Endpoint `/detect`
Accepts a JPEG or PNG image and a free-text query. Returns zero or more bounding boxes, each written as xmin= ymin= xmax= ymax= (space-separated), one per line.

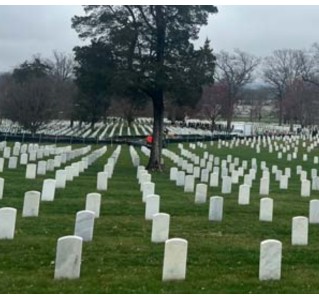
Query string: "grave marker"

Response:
xmin=22 ymin=191 xmax=40 ymax=217
xmin=162 ymin=238 xmax=188 ymax=281
xmin=0 ymin=207 xmax=17 ymax=239
xmin=151 ymin=213 xmax=170 ymax=243
xmin=74 ymin=210 xmax=95 ymax=242
xmin=259 ymin=239 xmax=282 ymax=281
xmin=54 ymin=236 xmax=83 ymax=279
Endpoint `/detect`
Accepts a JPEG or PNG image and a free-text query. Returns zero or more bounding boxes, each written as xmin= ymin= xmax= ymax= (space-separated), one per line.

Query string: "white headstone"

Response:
xmin=74 ymin=210 xmax=95 ymax=242
xmin=195 ymin=183 xmax=207 ymax=204
xmin=145 ymin=194 xmax=160 ymax=220
xmin=97 ymin=172 xmax=108 ymax=191
xmin=37 ymin=161 xmax=47 ymax=176
xmin=208 ymin=196 xmax=223 ymax=221
xmin=46 ymin=159 xmax=55 ymax=171
xmin=244 ymin=174 xmax=253 ymax=187
xmin=151 ymin=213 xmax=170 ymax=243
xmin=309 ymin=199 xmax=319 ymax=224
xmin=291 ymin=216 xmax=308 ymax=245
xmin=170 ymin=167 xmax=178 ymax=181
xmin=29 ymin=151 xmax=37 ymax=162
xmin=162 ymin=238 xmax=188 ymax=281
xmin=285 ymin=167 xmax=291 ymax=178
xmin=184 ymin=175 xmax=195 ymax=193
xmin=259 ymin=239 xmax=282 ymax=281
xmin=221 ymin=176 xmax=232 ymax=194
xmin=259 ymin=197 xmax=273 ymax=222
xmin=8 ymin=157 xmax=18 ymax=169
xmin=0 ymin=158 xmax=4 ymax=173
xmin=301 ymin=179 xmax=311 ymax=197
xmin=312 ymin=177 xmax=319 ymax=191
xmin=85 ymin=193 xmax=101 ymax=218
xmin=65 ymin=166 xmax=74 ymax=181
xmin=20 ymin=153 xmax=28 ymax=165
xmin=41 ymin=179 xmax=56 ymax=201
xmin=54 ymin=235 xmax=83 ymax=279
xmin=3 ymin=147 xmax=11 ymax=158
xmin=238 ymin=184 xmax=250 ymax=205
xmin=209 ymin=172 xmax=219 ymax=187
xmin=193 ymin=166 xmax=200 ymax=179
xmin=279 ymin=175 xmax=288 ymax=189
xmin=71 ymin=162 xmax=80 ymax=177
xmin=137 ymin=165 xmax=145 ymax=179
xmin=176 ymin=171 xmax=185 ymax=187
xmin=142 ymin=182 xmax=155 ymax=202
xmin=231 ymin=170 xmax=239 ymax=184
xmin=249 ymin=169 xmax=256 ymax=180
xmin=54 ymin=156 xmax=62 ymax=168
xmin=25 ymin=163 xmax=37 ymax=179
xmin=259 ymin=177 xmax=269 ymax=196
xmin=311 ymin=169 xmax=317 ymax=179
xmin=296 ymin=165 xmax=302 ymax=175
xmin=139 ymin=173 xmax=151 ymax=188
xmin=55 ymin=169 xmax=67 ymax=189
xmin=275 ymin=170 xmax=282 ymax=181
xmin=300 ymin=171 xmax=307 ymax=181
xmin=0 ymin=207 xmax=16 ymax=239
xmin=0 ymin=177 xmax=4 ymax=199
xmin=200 ymin=169 xmax=209 ymax=183
xmin=22 ymin=191 xmax=41 ymax=217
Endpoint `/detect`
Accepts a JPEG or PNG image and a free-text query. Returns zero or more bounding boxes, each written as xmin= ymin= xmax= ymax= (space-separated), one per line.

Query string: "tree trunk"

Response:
xmin=90 ymin=119 xmax=95 ymax=131
xmin=146 ymin=5 xmax=166 ymax=172
xmin=278 ymin=98 xmax=283 ymax=126
xmin=226 ymin=108 xmax=233 ymax=132
xmin=147 ymin=92 xmax=164 ymax=171
xmin=226 ymin=96 xmax=233 ymax=131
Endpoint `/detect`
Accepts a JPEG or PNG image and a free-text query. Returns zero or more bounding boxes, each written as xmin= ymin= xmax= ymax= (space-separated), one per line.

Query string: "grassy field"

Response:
xmin=0 ymin=140 xmax=318 ymax=293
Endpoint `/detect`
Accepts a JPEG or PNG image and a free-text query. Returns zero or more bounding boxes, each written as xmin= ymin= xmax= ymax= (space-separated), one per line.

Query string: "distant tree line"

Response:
xmin=1 ymin=5 xmax=319 ymax=171
xmin=1 ymin=44 xmax=319 ymax=136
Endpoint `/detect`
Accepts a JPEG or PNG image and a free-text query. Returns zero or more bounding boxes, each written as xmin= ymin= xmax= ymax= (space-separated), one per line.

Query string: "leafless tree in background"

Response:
xmin=47 ymin=51 xmax=77 ymax=124
xmin=300 ymin=43 xmax=319 ymax=88
xmin=196 ymin=82 xmax=227 ymax=129
xmin=263 ymin=49 xmax=306 ymax=125
xmin=48 ymin=50 xmax=74 ymax=81
xmin=241 ymin=86 xmax=271 ymax=122
xmin=0 ymin=76 xmax=56 ymax=134
xmin=216 ymin=49 xmax=260 ymax=130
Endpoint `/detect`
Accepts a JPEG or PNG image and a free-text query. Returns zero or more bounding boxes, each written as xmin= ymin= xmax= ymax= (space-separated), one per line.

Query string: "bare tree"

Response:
xmin=196 ymin=82 xmax=227 ymax=129
xmin=241 ymin=86 xmax=271 ymax=122
xmin=283 ymin=79 xmax=319 ymax=128
xmin=0 ymin=76 xmax=55 ymax=134
xmin=301 ymin=43 xmax=319 ymax=87
xmin=0 ymin=58 xmax=57 ymax=134
xmin=48 ymin=50 xmax=74 ymax=81
xmin=47 ymin=51 xmax=77 ymax=124
xmin=108 ymin=97 xmax=148 ymax=126
xmin=263 ymin=49 xmax=306 ymax=125
xmin=216 ymin=49 xmax=260 ymax=130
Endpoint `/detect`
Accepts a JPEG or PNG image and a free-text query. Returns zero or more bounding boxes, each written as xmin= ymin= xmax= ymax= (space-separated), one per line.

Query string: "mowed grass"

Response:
xmin=0 ymin=141 xmax=318 ymax=293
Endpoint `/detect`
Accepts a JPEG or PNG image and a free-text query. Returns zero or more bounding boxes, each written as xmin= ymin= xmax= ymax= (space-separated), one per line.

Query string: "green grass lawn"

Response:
xmin=0 ymin=141 xmax=318 ymax=293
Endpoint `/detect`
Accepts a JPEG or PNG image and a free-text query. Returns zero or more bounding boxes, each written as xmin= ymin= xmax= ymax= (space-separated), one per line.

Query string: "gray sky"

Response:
xmin=1 ymin=5 xmax=319 ymax=73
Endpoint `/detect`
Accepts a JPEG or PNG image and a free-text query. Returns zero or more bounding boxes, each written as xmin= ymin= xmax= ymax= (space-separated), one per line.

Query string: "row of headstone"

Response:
xmin=174 ymin=142 xmax=319 ymax=198
xmin=97 ymin=146 xmax=121 ymax=191
xmin=131 ymin=158 xmax=189 ymax=282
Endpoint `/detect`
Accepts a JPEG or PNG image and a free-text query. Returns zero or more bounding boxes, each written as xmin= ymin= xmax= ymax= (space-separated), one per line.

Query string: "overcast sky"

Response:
xmin=1 ymin=5 xmax=319 ymax=73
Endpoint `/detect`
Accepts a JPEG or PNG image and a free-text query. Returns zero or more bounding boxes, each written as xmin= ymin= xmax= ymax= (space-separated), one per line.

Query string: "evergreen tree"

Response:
xmin=72 ymin=5 xmax=218 ymax=170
